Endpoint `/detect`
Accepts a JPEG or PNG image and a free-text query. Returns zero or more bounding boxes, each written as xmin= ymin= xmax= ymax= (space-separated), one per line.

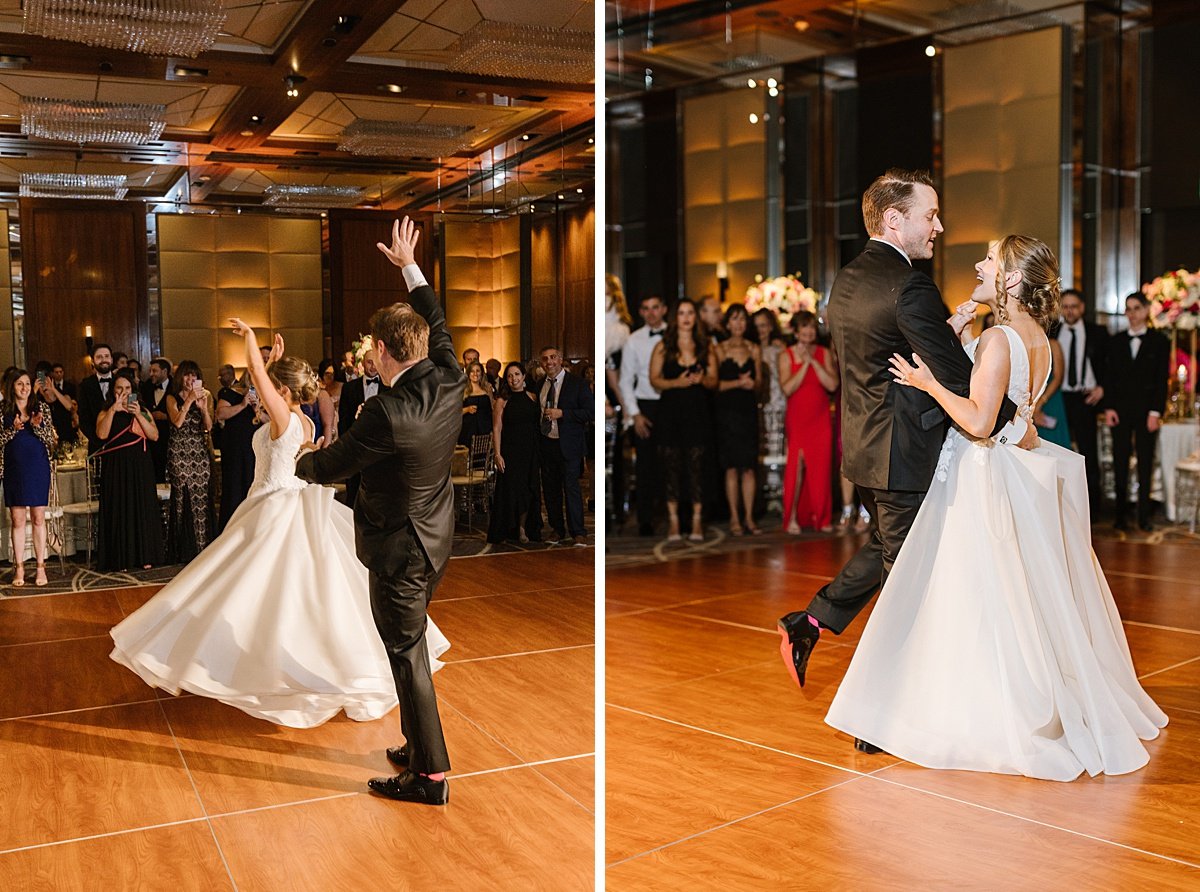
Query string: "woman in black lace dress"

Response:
xmin=715 ymin=304 xmax=763 ymax=535
xmin=487 ymin=362 xmax=542 ymax=544
xmin=165 ymin=359 xmax=214 ymax=562
xmin=650 ymin=298 xmax=717 ymax=542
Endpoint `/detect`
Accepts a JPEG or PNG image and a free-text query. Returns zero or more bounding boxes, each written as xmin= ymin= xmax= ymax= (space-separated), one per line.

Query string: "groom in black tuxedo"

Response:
xmin=77 ymin=343 xmax=115 ymax=454
xmin=296 ymin=217 xmax=462 ymax=805
xmin=777 ymin=170 xmax=1031 ymax=745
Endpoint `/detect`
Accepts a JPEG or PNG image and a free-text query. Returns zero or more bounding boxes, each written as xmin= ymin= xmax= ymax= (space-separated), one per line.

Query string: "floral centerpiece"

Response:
xmin=350 ymin=333 xmax=374 ymax=376
xmin=1143 ymin=268 xmax=1200 ymax=418
xmin=743 ymin=273 xmax=820 ymax=326
xmin=1144 ymin=268 xmax=1200 ymax=330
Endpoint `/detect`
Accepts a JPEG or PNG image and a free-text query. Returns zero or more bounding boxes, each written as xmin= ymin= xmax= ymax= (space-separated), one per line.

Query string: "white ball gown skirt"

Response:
xmin=825 ymin=431 xmax=1168 ymax=781
xmin=110 ymin=481 xmax=451 ymax=729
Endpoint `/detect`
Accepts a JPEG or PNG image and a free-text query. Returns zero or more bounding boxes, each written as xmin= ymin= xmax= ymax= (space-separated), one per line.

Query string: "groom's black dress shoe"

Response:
xmin=854 ymin=738 xmax=886 ymax=755
xmin=367 ymin=771 xmax=448 ymax=805
xmin=777 ymin=611 xmax=821 ymax=689
xmin=385 ymin=745 xmax=410 ymax=769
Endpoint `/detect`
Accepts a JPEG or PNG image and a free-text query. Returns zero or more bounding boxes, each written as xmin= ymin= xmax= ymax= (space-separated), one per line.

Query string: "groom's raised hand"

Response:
xmin=377 ymin=217 xmax=419 ymax=268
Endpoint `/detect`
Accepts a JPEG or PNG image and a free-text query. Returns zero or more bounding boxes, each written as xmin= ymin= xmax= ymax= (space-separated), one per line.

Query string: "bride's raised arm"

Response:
xmin=230 ymin=319 xmax=291 ymax=439
xmin=890 ymin=326 xmax=1011 ymax=439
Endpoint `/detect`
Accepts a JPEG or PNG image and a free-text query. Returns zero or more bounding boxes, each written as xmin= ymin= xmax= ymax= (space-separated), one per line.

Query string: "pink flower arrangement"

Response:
xmin=1144 ymin=268 xmax=1200 ymax=330
xmin=743 ymin=273 xmax=819 ymax=325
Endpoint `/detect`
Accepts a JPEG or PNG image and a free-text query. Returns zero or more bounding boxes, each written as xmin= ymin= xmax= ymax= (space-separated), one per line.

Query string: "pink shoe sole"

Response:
xmin=778 ymin=626 xmax=802 ymax=689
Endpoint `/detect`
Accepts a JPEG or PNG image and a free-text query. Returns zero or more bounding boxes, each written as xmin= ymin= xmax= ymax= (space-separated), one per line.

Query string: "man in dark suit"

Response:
xmin=296 ymin=217 xmax=461 ymax=806
xmin=77 ymin=343 xmax=115 ymax=454
xmin=139 ymin=357 xmax=173 ymax=483
xmin=46 ymin=362 xmax=77 ymax=445
xmin=1104 ymin=292 xmax=1170 ymax=531
xmin=336 ymin=347 xmax=386 ymax=506
xmin=537 ymin=346 xmax=591 ymax=545
xmin=776 ymin=170 xmax=1031 ymax=735
xmin=1056 ymin=288 xmax=1109 ymax=517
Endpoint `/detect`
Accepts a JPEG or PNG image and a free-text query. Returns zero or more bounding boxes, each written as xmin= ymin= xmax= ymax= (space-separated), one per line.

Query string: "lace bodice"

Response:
xmin=935 ymin=325 xmax=1051 ymax=482
xmin=250 ymin=412 xmax=309 ymax=495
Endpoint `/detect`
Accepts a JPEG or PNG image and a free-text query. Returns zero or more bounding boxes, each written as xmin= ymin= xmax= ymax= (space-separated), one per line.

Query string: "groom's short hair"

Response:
xmin=862 ymin=168 xmax=934 ymax=236
xmin=371 ymin=303 xmax=429 ymax=363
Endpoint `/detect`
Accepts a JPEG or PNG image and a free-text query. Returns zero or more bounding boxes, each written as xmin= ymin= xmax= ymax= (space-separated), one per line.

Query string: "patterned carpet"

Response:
xmin=1 ymin=511 xmax=596 ymax=596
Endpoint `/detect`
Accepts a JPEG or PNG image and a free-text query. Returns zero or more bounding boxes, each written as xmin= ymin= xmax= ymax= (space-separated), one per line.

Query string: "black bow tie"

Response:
xmin=99 ymin=375 xmax=111 ymax=382
xmin=648 ymin=329 xmax=664 ymax=338
xmin=365 ymin=377 xmax=380 ymax=385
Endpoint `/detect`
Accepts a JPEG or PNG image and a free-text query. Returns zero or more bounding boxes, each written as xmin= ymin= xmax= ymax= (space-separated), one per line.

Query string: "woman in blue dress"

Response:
xmin=1 ymin=369 xmax=57 ymax=586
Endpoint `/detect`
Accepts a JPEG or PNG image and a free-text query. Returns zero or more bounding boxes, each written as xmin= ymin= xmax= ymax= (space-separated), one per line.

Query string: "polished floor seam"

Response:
xmin=451 ymin=546 xmax=594 ymax=560
xmin=1137 ymin=653 xmax=1200 ymax=681
xmin=444 ymin=643 xmax=594 ymax=664
xmin=607 ymin=776 xmax=867 ymax=869
xmin=612 ymin=658 xmax=780 ymax=697
xmin=864 ymin=772 xmax=1200 ymax=871
xmin=435 ymin=583 xmax=593 ymax=604
xmin=607 ymin=703 xmax=884 ymax=780
xmin=0 ymin=633 xmax=113 ymax=649
xmin=154 ymin=698 xmax=240 ymax=892
xmin=1124 ymin=619 xmax=1200 ymax=636
xmin=0 ymin=696 xmax=162 ymax=724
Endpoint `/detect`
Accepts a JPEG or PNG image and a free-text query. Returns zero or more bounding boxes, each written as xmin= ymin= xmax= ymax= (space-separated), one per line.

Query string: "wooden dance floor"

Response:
xmin=606 ymin=532 xmax=1200 ymax=888
xmin=0 ymin=549 xmax=594 ymax=891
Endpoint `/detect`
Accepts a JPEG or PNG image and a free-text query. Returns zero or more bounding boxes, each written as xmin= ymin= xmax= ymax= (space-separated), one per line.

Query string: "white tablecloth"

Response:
xmin=0 ymin=463 xmax=86 ymax=562
xmin=1159 ymin=421 xmax=1198 ymax=521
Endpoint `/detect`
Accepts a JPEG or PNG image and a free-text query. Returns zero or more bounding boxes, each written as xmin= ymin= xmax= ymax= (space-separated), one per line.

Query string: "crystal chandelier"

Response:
xmin=338 ymin=121 xmax=474 ymax=158
xmin=262 ymin=185 xmax=364 ymax=208
xmin=23 ymin=0 xmax=226 ymax=58
xmin=19 ymin=173 xmax=130 ymax=200
xmin=21 ymin=96 xmax=167 ymax=145
xmin=447 ymin=21 xmax=593 ymax=83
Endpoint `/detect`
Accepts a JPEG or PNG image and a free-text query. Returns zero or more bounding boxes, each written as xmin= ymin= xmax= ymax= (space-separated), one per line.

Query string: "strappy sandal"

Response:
xmin=35 ymin=563 xmax=48 ymax=587
xmin=12 ymin=563 xmax=25 ymax=587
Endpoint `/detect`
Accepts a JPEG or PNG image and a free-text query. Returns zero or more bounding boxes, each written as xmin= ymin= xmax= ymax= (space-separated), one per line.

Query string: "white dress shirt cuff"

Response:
xmin=995 ymin=416 xmax=1028 ymax=447
xmin=401 ymin=264 xmax=428 ymax=292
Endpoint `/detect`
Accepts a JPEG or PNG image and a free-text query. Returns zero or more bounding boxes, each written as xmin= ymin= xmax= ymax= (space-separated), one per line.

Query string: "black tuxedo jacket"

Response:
xmin=540 ymin=370 xmax=591 ymax=461
xmin=337 ymin=375 xmax=388 ymax=438
xmin=77 ymin=374 xmax=112 ymax=452
xmin=830 ymin=240 xmax=1018 ymax=492
xmin=296 ymin=284 xmax=464 ymax=576
xmin=1060 ymin=320 xmax=1110 ymax=392
xmin=1102 ymin=329 xmax=1170 ymax=421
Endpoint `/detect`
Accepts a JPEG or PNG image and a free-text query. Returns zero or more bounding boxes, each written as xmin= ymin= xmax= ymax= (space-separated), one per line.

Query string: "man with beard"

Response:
xmin=78 ymin=344 xmax=116 ymax=454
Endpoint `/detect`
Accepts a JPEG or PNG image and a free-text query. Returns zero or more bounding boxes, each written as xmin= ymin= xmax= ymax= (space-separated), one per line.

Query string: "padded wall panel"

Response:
xmin=443 ymin=218 xmax=522 ymax=365
xmin=684 ymin=89 xmax=767 ymax=305
xmin=159 ymin=214 xmax=322 ymax=376
xmin=942 ymin=28 xmax=1065 ymax=309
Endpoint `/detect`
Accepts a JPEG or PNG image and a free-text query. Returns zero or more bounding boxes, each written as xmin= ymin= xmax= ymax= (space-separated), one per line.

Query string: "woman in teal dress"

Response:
xmin=1035 ymin=322 xmax=1072 ymax=447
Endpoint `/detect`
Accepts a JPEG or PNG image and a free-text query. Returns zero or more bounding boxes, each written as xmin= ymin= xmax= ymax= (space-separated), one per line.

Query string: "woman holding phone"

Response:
xmin=96 ymin=370 xmax=163 ymax=571
xmin=165 ymin=359 xmax=214 ymax=562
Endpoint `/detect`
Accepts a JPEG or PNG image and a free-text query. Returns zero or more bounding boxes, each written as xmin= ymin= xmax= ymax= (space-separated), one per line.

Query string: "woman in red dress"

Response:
xmin=779 ymin=311 xmax=838 ymax=533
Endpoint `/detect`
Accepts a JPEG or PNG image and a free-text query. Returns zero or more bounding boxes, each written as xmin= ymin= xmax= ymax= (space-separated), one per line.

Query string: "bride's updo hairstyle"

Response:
xmin=266 ymin=356 xmax=320 ymax=405
xmin=993 ymin=234 xmax=1061 ymax=332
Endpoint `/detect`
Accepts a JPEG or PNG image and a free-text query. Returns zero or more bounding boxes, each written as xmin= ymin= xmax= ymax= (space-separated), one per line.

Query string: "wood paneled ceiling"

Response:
xmin=0 ymin=0 xmax=595 ymax=214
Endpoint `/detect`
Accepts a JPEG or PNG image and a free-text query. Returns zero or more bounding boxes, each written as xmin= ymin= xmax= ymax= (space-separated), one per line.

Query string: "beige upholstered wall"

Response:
xmin=0 ymin=210 xmax=12 ymax=371
xmin=683 ymin=89 xmax=767 ymax=306
xmin=158 ymin=215 xmax=323 ymax=378
xmin=941 ymin=28 xmax=1065 ymax=309
xmin=443 ymin=218 xmax=521 ymax=365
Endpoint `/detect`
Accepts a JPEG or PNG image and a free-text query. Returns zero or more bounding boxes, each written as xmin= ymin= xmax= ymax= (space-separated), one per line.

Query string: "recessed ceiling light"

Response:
xmin=249 ymin=115 xmax=262 ymax=124
xmin=747 ymin=78 xmax=757 ymax=89
xmin=240 ymin=129 xmax=254 ymax=136
xmin=522 ymin=133 xmax=533 ymax=141
xmin=557 ymin=193 xmax=564 ymax=199
xmin=576 ymin=188 xmax=583 ymax=193
xmin=377 ymin=83 xmax=405 ymax=94
xmin=172 ymin=65 xmax=207 ymax=78
xmin=587 ymin=137 xmax=594 ymax=144
xmin=925 ymin=44 xmax=937 ymax=57
xmin=749 ymin=113 xmax=759 ymax=124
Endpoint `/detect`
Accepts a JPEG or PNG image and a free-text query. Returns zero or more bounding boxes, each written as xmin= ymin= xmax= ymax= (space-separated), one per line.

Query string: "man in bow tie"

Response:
xmin=77 ymin=343 xmax=115 ymax=454
xmin=1103 ymin=292 xmax=1170 ymax=532
xmin=139 ymin=357 xmax=174 ymax=482
xmin=337 ymin=348 xmax=384 ymax=506
xmin=618 ymin=294 xmax=668 ymax=535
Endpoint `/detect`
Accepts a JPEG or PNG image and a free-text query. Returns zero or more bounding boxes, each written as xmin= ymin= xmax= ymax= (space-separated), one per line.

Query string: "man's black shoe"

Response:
xmin=367 ymin=771 xmax=448 ymax=805
xmin=777 ymin=611 xmax=821 ymax=689
xmin=385 ymin=745 xmax=409 ymax=769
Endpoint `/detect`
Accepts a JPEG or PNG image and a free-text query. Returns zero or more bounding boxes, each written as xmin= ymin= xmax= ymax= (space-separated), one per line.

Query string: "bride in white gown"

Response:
xmin=826 ymin=235 xmax=1167 ymax=781
xmin=110 ymin=324 xmax=450 ymax=729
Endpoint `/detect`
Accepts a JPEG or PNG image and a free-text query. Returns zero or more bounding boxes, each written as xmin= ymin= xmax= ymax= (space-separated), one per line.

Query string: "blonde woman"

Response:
xmin=459 ymin=359 xmax=494 ymax=446
xmin=111 ymin=320 xmax=450 ymax=729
